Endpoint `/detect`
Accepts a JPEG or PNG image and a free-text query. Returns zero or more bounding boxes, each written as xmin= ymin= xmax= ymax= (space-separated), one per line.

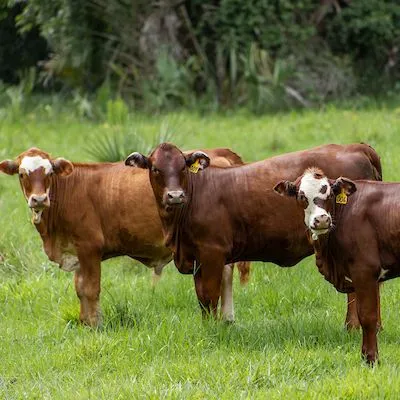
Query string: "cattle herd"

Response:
xmin=0 ymin=140 xmax=396 ymax=364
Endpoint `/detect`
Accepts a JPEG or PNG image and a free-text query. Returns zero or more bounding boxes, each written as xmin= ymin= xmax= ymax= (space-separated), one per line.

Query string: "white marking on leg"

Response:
xmin=20 ymin=156 xmax=53 ymax=175
xmin=221 ymin=264 xmax=234 ymax=322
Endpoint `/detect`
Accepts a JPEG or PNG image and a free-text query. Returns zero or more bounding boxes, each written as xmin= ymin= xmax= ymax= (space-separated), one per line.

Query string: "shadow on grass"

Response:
xmin=62 ymin=300 xmax=142 ymax=332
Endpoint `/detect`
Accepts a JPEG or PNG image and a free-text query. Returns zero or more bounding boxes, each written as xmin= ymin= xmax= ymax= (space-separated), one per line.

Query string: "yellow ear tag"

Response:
xmin=336 ymin=188 xmax=348 ymax=205
xmin=189 ymin=159 xmax=201 ymax=174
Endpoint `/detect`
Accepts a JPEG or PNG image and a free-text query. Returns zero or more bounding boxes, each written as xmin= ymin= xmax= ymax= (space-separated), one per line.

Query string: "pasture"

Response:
xmin=0 ymin=103 xmax=400 ymax=398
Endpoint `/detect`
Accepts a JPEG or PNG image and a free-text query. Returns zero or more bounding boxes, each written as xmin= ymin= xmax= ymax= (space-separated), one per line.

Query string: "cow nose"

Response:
xmin=30 ymin=194 xmax=49 ymax=208
xmin=166 ymin=190 xmax=185 ymax=205
xmin=313 ymin=214 xmax=331 ymax=229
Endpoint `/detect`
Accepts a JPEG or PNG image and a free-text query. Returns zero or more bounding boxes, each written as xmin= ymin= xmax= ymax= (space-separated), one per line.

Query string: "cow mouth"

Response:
xmin=165 ymin=201 xmax=185 ymax=212
xmin=29 ymin=205 xmax=48 ymax=224
xmin=310 ymin=227 xmax=330 ymax=240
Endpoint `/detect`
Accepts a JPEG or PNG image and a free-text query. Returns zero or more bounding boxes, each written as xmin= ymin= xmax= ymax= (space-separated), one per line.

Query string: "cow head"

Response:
xmin=273 ymin=167 xmax=356 ymax=240
xmin=0 ymin=147 xmax=73 ymax=224
xmin=125 ymin=143 xmax=210 ymax=211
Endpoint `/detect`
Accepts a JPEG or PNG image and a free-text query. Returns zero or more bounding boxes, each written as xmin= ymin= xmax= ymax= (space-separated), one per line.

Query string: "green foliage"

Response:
xmin=86 ymin=119 xmax=179 ymax=162
xmin=0 ymin=0 xmax=399 ymax=111
xmin=325 ymin=0 xmax=400 ymax=93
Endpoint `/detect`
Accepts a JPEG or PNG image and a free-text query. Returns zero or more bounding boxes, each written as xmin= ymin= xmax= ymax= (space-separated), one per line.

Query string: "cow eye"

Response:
xmin=151 ymin=166 xmax=160 ymax=174
xmin=19 ymin=172 xmax=24 ymax=179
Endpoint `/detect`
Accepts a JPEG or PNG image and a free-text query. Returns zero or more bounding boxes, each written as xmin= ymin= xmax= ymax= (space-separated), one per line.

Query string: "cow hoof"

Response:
xmin=362 ymin=352 xmax=379 ymax=366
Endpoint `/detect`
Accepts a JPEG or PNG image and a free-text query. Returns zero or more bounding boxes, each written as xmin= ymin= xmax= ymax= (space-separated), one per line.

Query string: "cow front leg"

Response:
xmin=198 ymin=255 xmax=224 ymax=319
xmin=354 ymin=280 xmax=379 ymax=364
xmin=346 ymin=287 xmax=382 ymax=331
xmin=221 ymin=264 xmax=234 ymax=323
xmin=194 ymin=269 xmax=210 ymax=317
xmin=345 ymin=292 xmax=360 ymax=330
xmin=74 ymin=251 xmax=102 ymax=327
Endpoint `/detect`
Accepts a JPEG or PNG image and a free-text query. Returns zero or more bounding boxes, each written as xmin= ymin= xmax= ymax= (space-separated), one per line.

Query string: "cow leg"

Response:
xmin=354 ymin=280 xmax=379 ymax=364
xmin=198 ymin=255 xmax=224 ymax=319
xmin=345 ymin=292 xmax=360 ymax=330
xmin=74 ymin=251 xmax=102 ymax=327
xmin=151 ymin=264 xmax=164 ymax=287
xmin=345 ymin=289 xmax=382 ymax=331
xmin=377 ymin=284 xmax=382 ymax=331
xmin=221 ymin=264 xmax=234 ymax=323
xmin=194 ymin=269 xmax=210 ymax=317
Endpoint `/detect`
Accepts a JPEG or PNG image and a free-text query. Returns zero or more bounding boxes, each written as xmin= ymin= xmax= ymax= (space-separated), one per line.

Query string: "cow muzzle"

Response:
xmin=165 ymin=190 xmax=186 ymax=206
xmin=311 ymin=214 xmax=331 ymax=231
xmin=29 ymin=193 xmax=49 ymax=209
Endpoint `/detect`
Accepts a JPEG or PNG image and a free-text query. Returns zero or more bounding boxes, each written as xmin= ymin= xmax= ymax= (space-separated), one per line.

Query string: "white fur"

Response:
xmin=20 ymin=156 xmax=53 ymax=175
xmin=299 ymin=171 xmax=331 ymax=239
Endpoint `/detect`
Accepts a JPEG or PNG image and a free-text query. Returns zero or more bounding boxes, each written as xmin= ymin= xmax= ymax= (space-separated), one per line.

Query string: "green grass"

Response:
xmin=1 ymin=102 xmax=400 ymax=398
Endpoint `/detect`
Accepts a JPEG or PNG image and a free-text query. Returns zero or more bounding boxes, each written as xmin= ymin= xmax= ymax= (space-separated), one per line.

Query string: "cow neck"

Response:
xmin=312 ymin=197 xmax=352 ymax=293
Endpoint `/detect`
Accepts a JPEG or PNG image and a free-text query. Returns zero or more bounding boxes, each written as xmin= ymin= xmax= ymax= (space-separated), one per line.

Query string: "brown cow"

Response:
xmin=274 ymin=167 xmax=397 ymax=364
xmin=0 ymin=147 xmax=249 ymax=327
xmin=125 ymin=142 xmax=382 ymax=330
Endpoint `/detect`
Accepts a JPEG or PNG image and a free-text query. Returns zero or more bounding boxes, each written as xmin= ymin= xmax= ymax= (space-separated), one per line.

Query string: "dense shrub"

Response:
xmin=0 ymin=0 xmax=398 ymax=111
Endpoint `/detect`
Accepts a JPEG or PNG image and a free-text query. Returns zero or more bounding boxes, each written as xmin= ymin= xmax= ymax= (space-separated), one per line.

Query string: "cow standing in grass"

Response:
xmin=274 ymin=167 xmax=400 ymax=364
xmin=0 ymin=147 xmax=249 ymax=326
xmin=125 ymin=142 xmax=382 ymax=330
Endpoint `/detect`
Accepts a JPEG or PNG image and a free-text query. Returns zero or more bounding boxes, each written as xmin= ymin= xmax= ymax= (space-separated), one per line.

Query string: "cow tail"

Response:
xmin=236 ymin=261 xmax=251 ymax=285
xmin=362 ymin=143 xmax=383 ymax=181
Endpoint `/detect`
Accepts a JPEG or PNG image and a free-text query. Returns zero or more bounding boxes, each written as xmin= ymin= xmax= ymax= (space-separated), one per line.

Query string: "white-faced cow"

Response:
xmin=0 ymin=147 xmax=249 ymax=326
xmin=125 ymin=142 xmax=382 ymax=330
xmin=274 ymin=167 xmax=399 ymax=364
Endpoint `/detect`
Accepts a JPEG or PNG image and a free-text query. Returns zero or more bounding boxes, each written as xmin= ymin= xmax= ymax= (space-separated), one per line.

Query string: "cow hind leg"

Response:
xmin=74 ymin=251 xmax=102 ymax=327
xmin=151 ymin=264 xmax=165 ymax=287
xmin=221 ymin=264 xmax=234 ymax=323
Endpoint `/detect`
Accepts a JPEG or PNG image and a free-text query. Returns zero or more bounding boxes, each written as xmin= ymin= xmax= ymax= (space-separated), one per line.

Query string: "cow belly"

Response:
xmin=60 ymin=254 xmax=80 ymax=272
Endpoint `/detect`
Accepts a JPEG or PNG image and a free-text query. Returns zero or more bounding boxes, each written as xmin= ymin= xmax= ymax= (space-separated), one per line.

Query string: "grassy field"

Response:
xmin=0 ymin=102 xmax=400 ymax=398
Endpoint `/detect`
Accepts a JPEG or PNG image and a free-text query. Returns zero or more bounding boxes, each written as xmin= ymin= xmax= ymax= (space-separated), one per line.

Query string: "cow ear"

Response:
xmin=332 ymin=177 xmax=357 ymax=196
xmin=125 ymin=152 xmax=149 ymax=169
xmin=52 ymin=158 xmax=74 ymax=177
xmin=273 ymin=180 xmax=297 ymax=197
xmin=0 ymin=159 xmax=18 ymax=175
xmin=185 ymin=151 xmax=210 ymax=172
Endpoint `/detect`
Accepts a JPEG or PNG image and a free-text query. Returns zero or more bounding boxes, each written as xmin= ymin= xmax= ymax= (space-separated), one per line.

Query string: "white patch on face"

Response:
xmin=20 ymin=156 xmax=53 ymax=175
xmin=299 ymin=171 xmax=331 ymax=238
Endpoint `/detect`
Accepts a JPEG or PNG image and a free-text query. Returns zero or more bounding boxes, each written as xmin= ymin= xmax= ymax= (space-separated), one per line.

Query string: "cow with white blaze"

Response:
xmin=273 ymin=167 xmax=400 ymax=363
